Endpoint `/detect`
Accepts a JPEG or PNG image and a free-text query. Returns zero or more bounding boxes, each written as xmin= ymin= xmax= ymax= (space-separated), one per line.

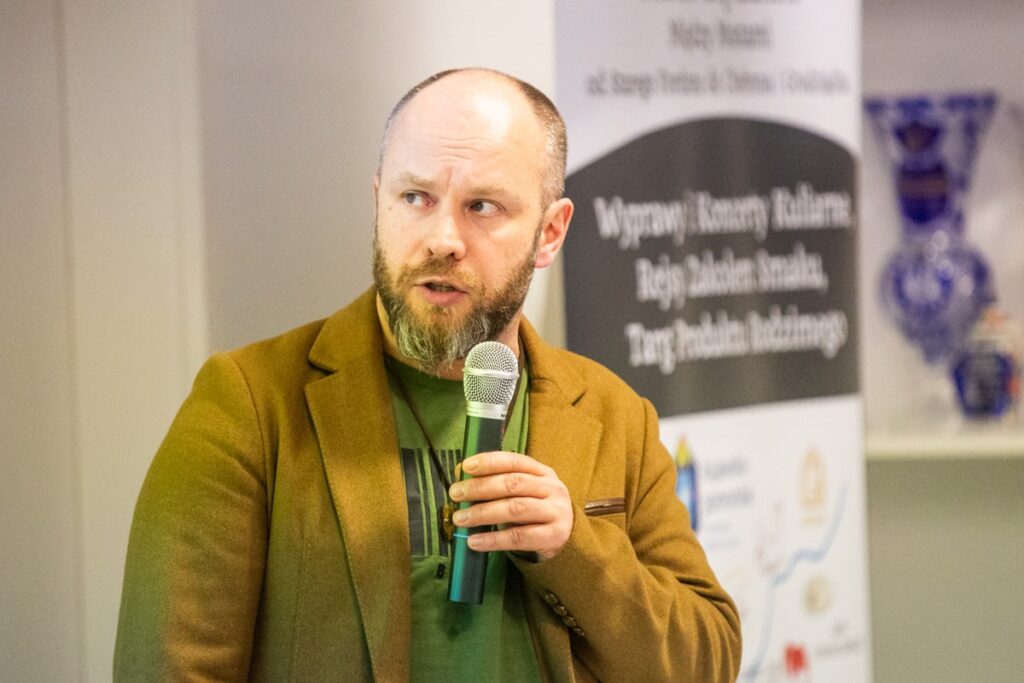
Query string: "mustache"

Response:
xmin=397 ymin=256 xmax=480 ymax=290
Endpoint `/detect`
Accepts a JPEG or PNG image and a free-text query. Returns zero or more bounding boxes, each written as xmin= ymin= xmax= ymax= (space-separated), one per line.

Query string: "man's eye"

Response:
xmin=469 ymin=200 xmax=500 ymax=216
xmin=402 ymin=192 xmax=428 ymax=206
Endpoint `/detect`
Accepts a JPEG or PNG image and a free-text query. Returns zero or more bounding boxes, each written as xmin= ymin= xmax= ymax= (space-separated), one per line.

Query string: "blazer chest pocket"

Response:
xmin=584 ymin=497 xmax=626 ymax=530
xmin=584 ymin=497 xmax=625 ymax=516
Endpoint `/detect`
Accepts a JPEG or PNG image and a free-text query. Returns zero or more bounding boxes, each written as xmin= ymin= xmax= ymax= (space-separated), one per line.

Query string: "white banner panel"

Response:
xmin=661 ymin=397 xmax=870 ymax=681
xmin=557 ymin=0 xmax=861 ymax=171
xmin=556 ymin=1 xmax=871 ymax=680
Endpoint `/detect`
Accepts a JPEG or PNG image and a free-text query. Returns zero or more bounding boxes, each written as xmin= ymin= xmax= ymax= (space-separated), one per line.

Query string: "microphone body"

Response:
xmin=447 ymin=412 xmax=504 ymax=604
xmin=448 ymin=341 xmax=519 ymax=604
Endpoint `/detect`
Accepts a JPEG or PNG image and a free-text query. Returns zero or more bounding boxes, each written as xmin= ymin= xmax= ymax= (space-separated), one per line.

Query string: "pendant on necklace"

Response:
xmin=441 ymin=502 xmax=456 ymax=542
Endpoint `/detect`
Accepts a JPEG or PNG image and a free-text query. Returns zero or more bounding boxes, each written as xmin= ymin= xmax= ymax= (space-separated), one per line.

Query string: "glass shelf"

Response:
xmin=866 ymin=426 xmax=1024 ymax=460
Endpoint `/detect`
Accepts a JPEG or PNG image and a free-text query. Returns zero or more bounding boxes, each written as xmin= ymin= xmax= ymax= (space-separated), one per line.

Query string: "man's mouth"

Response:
xmin=419 ymin=279 xmax=465 ymax=294
xmin=411 ymin=278 xmax=471 ymax=307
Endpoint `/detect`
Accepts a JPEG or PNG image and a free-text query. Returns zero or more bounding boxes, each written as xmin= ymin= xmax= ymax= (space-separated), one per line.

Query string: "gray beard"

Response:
xmin=372 ymin=235 xmax=537 ymax=374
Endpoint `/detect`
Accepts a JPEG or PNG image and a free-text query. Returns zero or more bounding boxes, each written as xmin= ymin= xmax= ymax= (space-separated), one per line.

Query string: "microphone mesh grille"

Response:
xmin=463 ymin=341 xmax=519 ymax=407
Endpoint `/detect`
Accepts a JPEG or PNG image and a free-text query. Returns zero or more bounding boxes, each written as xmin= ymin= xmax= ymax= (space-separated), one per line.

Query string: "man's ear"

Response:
xmin=372 ymin=174 xmax=380 ymax=195
xmin=534 ymin=198 xmax=574 ymax=270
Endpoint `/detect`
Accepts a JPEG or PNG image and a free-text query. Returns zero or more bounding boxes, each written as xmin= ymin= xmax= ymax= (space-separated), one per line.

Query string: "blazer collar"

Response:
xmin=308 ymin=287 xmax=382 ymax=372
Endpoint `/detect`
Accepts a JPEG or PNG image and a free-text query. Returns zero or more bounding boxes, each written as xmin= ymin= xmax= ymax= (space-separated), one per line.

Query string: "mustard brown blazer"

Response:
xmin=114 ymin=288 xmax=741 ymax=682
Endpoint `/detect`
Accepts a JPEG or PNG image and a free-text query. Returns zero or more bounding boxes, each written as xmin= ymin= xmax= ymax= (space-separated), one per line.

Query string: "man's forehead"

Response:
xmin=390 ymin=74 xmax=540 ymax=147
xmin=382 ymin=86 xmax=542 ymax=180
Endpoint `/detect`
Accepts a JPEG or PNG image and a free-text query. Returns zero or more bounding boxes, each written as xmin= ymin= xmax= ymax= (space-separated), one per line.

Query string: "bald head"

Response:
xmin=378 ymin=69 xmax=568 ymax=209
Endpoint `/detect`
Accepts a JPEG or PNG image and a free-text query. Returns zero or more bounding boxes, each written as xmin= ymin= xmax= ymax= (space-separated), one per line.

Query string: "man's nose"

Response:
xmin=424 ymin=207 xmax=467 ymax=260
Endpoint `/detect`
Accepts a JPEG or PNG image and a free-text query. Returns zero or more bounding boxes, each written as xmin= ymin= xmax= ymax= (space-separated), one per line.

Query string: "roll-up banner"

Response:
xmin=557 ymin=2 xmax=871 ymax=681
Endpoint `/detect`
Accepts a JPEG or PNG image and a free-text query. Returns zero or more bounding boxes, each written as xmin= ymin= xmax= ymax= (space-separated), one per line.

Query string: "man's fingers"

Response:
xmin=462 ymin=451 xmax=551 ymax=478
xmin=466 ymin=523 xmax=563 ymax=560
xmin=452 ymin=496 xmax=549 ymax=527
xmin=450 ymin=471 xmax=558 ymax=503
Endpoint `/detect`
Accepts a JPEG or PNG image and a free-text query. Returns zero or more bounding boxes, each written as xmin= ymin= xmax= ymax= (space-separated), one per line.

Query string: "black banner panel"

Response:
xmin=565 ymin=118 xmax=858 ymax=415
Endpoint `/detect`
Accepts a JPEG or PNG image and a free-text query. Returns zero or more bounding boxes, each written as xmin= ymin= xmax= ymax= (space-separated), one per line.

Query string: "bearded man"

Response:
xmin=114 ymin=68 xmax=741 ymax=682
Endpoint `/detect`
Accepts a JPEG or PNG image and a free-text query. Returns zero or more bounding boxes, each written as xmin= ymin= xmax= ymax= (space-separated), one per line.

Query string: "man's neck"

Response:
xmin=375 ymin=295 xmax=521 ymax=381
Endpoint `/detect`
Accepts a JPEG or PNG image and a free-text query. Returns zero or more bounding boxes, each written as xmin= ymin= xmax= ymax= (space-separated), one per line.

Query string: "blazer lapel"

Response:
xmin=520 ymin=318 xmax=603 ymax=505
xmin=526 ymin=384 xmax=602 ymax=508
xmin=305 ymin=290 xmax=410 ymax=682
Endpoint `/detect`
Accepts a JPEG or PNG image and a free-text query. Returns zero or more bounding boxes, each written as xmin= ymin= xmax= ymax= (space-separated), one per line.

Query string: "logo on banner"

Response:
xmin=674 ymin=438 xmax=700 ymax=532
xmin=784 ymin=643 xmax=811 ymax=681
xmin=800 ymin=448 xmax=827 ymax=526
xmin=804 ymin=574 xmax=835 ymax=614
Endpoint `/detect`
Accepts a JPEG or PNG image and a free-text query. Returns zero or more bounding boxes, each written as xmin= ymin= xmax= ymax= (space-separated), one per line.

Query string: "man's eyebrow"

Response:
xmin=392 ymin=172 xmax=435 ymax=189
xmin=465 ymin=183 xmax=521 ymax=201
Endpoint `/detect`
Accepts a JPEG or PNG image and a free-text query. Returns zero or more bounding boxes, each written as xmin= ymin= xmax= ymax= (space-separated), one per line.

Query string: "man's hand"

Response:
xmin=449 ymin=451 xmax=573 ymax=561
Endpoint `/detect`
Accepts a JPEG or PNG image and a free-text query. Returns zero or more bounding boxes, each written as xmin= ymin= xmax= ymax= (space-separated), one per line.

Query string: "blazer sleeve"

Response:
xmin=114 ymin=353 xmax=269 ymax=682
xmin=514 ymin=397 xmax=742 ymax=682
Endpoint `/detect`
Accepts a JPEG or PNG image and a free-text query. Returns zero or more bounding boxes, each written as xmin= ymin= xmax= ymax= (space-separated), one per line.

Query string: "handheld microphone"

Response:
xmin=447 ymin=341 xmax=519 ymax=604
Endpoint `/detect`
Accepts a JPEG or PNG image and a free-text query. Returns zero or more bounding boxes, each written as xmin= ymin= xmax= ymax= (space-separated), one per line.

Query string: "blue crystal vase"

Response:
xmin=865 ymin=93 xmax=998 ymax=363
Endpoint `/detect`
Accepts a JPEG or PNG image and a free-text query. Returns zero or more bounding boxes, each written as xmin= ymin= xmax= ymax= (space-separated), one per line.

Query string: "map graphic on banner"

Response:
xmin=556 ymin=1 xmax=872 ymax=681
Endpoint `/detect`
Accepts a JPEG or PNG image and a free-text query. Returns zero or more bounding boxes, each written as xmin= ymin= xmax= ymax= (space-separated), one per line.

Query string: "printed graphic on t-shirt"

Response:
xmin=400 ymin=447 xmax=460 ymax=557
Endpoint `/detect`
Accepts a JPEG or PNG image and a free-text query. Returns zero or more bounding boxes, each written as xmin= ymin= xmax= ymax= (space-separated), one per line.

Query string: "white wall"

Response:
xmin=861 ymin=1 xmax=1024 ymax=681
xmin=3 ymin=2 xmax=208 ymax=681
xmin=198 ymin=0 xmax=561 ymax=352
xmin=1 ymin=2 xmax=82 ymax=679
xmin=61 ymin=2 xmax=209 ymax=680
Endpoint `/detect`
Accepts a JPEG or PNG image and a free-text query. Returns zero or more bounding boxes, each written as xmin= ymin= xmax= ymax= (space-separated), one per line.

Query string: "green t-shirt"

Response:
xmin=385 ymin=357 xmax=542 ymax=683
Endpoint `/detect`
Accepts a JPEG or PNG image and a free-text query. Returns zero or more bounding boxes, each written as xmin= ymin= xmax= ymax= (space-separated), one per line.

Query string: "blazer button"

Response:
xmin=573 ymin=627 xmax=586 ymax=638
xmin=544 ymin=592 xmax=559 ymax=606
xmin=562 ymin=616 xmax=578 ymax=628
xmin=553 ymin=605 xmax=568 ymax=616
